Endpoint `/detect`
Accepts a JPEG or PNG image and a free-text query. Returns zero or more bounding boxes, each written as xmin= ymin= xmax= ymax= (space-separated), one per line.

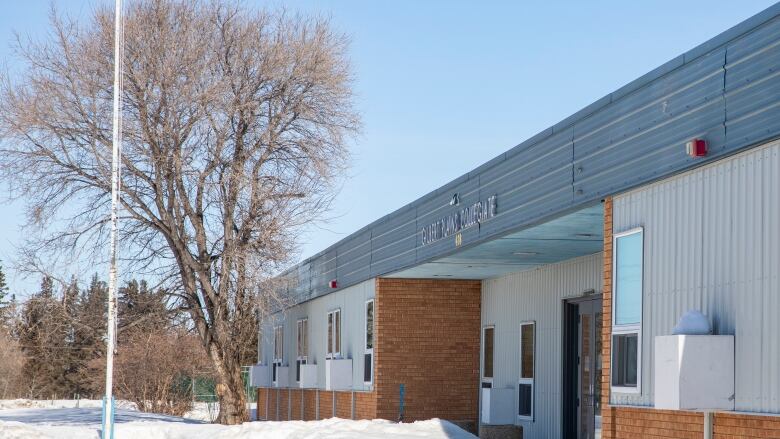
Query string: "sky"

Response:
xmin=0 ymin=0 xmax=776 ymax=297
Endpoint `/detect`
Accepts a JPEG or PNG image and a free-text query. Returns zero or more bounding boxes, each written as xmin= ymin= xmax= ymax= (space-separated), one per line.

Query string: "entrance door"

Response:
xmin=563 ymin=296 xmax=602 ymax=439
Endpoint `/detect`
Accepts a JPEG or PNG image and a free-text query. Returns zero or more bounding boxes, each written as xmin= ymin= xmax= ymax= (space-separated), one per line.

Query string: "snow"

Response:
xmin=672 ymin=310 xmax=712 ymax=335
xmin=0 ymin=399 xmax=476 ymax=439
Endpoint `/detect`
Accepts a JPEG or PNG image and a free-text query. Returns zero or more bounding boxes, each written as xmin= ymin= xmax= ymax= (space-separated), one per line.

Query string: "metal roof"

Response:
xmin=279 ymin=3 xmax=780 ymax=305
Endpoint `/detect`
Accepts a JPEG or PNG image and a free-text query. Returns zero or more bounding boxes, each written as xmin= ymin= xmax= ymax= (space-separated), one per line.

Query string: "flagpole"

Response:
xmin=104 ymin=0 xmax=123 ymax=437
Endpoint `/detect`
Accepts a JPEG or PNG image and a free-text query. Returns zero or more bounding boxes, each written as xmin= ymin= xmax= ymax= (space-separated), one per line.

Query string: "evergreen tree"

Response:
xmin=0 ymin=262 xmax=9 ymax=323
xmin=38 ymin=275 xmax=53 ymax=299
xmin=63 ymin=275 xmax=79 ymax=318
xmin=72 ymin=274 xmax=108 ymax=395
xmin=119 ymin=279 xmax=169 ymax=335
xmin=17 ymin=275 xmax=69 ymax=397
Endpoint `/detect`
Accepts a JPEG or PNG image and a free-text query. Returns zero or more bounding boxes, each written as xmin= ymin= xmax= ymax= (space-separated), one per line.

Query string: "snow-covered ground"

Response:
xmin=0 ymin=399 xmax=476 ymax=439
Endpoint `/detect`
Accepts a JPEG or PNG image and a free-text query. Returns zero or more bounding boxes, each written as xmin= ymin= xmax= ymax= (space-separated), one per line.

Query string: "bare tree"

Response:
xmin=0 ymin=0 xmax=358 ymax=424
xmin=0 ymin=329 xmax=25 ymax=399
xmin=88 ymin=329 xmax=215 ymax=417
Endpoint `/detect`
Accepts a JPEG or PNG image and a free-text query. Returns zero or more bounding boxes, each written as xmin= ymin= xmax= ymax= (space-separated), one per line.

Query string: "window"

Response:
xmin=257 ymin=329 xmax=263 ymax=365
xmin=273 ymin=325 xmax=283 ymax=383
xmin=518 ymin=322 xmax=535 ymax=420
xmin=296 ymin=318 xmax=308 ymax=382
xmin=611 ymin=228 xmax=643 ymax=393
xmin=483 ymin=326 xmax=494 ymax=383
xmin=327 ymin=309 xmax=341 ymax=359
xmin=364 ymin=299 xmax=374 ymax=384
xmin=612 ymin=333 xmax=638 ymax=387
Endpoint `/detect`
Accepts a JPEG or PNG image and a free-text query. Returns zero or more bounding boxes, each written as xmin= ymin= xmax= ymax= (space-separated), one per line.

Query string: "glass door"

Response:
xmin=578 ymin=298 xmax=602 ymax=439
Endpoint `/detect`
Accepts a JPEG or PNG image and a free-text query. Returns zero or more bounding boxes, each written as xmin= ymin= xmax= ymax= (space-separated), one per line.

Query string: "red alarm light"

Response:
xmin=686 ymin=138 xmax=707 ymax=157
xmin=329 ymin=279 xmax=338 ymax=289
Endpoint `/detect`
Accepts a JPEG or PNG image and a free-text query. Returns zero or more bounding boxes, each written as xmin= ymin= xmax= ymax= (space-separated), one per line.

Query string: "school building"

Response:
xmin=251 ymin=3 xmax=780 ymax=438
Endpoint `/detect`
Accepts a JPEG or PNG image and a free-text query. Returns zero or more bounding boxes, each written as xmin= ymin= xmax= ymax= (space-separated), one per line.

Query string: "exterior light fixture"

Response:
xmin=329 ymin=279 xmax=338 ymax=289
xmin=686 ymin=138 xmax=707 ymax=157
xmin=450 ymin=193 xmax=460 ymax=206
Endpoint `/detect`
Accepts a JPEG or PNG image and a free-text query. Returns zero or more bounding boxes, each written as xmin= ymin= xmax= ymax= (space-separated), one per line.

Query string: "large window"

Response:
xmin=296 ymin=318 xmax=308 ymax=382
xmin=327 ymin=309 xmax=341 ymax=359
xmin=273 ymin=325 xmax=283 ymax=383
xmin=483 ymin=326 xmax=494 ymax=384
xmin=611 ymin=228 xmax=643 ymax=392
xmin=518 ymin=322 xmax=535 ymax=420
xmin=364 ymin=299 xmax=374 ymax=384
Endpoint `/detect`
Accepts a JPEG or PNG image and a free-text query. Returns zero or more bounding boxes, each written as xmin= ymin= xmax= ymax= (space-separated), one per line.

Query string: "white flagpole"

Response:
xmin=104 ymin=0 xmax=123 ymax=437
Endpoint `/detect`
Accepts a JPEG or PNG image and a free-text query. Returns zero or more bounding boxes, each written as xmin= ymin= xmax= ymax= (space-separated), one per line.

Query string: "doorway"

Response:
xmin=562 ymin=295 xmax=603 ymax=439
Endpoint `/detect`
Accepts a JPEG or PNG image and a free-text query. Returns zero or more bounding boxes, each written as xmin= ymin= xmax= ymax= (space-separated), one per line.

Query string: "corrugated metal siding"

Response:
xmin=481 ymin=253 xmax=603 ymax=439
xmin=612 ymin=138 xmax=780 ymax=412
xmin=260 ymin=279 xmax=376 ymax=391
xmin=280 ymin=5 xmax=780 ymax=307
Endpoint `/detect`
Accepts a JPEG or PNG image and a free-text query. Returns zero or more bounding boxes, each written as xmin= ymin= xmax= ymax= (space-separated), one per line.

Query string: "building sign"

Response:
xmin=420 ymin=195 xmax=497 ymax=246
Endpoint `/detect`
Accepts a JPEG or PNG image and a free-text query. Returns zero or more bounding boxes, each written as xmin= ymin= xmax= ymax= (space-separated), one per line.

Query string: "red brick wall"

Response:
xmin=336 ymin=391 xmax=352 ymax=419
xmin=319 ymin=390 xmax=334 ymax=419
xmin=278 ymin=388 xmax=289 ymax=420
xmin=713 ymin=413 xmax=780 ymax=438
xmin=256 ymin=387 xmax=269 ymax=420
xmin=374 ymin=278 xmax=481 ymax=423
xmin=303 ymin=389 xmax=317 ymax=420
xmin=254 ymin=388 xmax=376 ymax=421
xmin=608 ymin=407 xmax=703 ymax=438
xmin=290 ymin=389 xmax=302 ymax=421
xmin=602 ymin=197 xmax=615 ymax=436
xmin=355 ymin=391 xmax=377 ymax=419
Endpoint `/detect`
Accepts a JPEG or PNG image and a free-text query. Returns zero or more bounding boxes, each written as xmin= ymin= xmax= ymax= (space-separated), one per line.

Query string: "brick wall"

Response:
xmin=713 ymin=413 xmax=780 ymax=438
xmin=319 ymin=390 xmax=334 ymax=418
xmin=303 ymin=389 xmax=317 ymax=420
xmin=290 ymin=389 xmax=303 ymax=421
xmin=610 ymin=407 xmax=703 ymax=438
xmin=336 ymin=392 xmax=352 ymax=419
xmin=355 ymin=391 xmax=377 ymax=419
xmin=602 ymin=196 xmax=615 ymax=436
xmin=257 ymin=387 xmax=269 ymax=420
xmin=279 ymin=388 xmax=290 ymax=420
xmin=374 ymin=278 xmax=481 ymax=423
xmin=255 ymin=387 xmax=375 ymax=421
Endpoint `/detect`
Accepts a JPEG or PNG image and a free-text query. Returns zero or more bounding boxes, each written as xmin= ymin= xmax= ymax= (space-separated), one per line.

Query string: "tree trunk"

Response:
xmin=212 ymin=348 xmax=248 ymax=425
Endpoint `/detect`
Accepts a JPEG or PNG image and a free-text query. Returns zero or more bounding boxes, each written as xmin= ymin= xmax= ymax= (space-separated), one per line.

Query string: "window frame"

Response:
xmin=610 ymin=227 xmax=644 ymax=395
xmin=364 ymin=299 xmax=375 ymax=385
xmin=482 ymin=325 xmax=495 ymax=384
xmin=326 ymin=308 xmax=342 ymax=360
xmin=273 ymin=324 xmax=284 ymax=384
xmin=517 ymin=320 xmax=535 ymax=421
xmin=296 ymin=318 xmax=308 ymax=382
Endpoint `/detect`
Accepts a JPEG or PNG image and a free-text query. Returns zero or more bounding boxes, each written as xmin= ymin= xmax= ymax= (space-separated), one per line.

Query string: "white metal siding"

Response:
xmin=260 ymin=278 xmax=375 ymax=391
xmin=612 ymin=138 xmax=780 ymax=412
xmin=481 ymin=253 xmax=603 ymax=439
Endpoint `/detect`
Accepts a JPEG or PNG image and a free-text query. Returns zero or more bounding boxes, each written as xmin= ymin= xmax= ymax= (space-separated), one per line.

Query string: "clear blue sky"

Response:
xmin=0 ymin=1 xmax=776 ymax=296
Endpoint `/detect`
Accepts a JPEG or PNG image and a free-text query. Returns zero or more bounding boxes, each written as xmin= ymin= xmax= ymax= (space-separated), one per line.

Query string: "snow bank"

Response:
xmin=0 ymin=400 xmax=477 ymax=439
